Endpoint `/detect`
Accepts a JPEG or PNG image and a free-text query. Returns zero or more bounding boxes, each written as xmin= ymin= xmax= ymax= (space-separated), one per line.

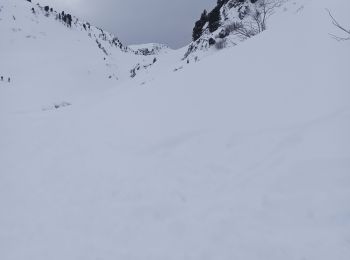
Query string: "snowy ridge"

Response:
xmin=184 ymin=0 xmax=309 ymax=59
xmin=130 ymin=43 xmax=171 ymax=55
xmin=0 ymin=0 xmax=164 ymax=112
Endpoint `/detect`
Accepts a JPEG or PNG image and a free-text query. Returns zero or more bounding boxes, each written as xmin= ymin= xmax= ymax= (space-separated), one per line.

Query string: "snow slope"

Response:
xmin=0 ymin=0 xmax=162 ymax=113
xmin=185 ymin=0 xmax=313 ymax=59
xmin=0 ymin=0 xmax=350 ymax=260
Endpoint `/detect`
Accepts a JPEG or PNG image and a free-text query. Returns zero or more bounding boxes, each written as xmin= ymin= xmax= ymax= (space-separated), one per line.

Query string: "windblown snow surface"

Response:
xmin=0 ymin=0 xmax=350 ymax=259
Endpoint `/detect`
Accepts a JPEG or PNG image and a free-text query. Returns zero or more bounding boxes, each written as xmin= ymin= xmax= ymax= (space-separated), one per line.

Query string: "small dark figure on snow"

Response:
xmin=8 ymin=77 xmax=10 ymax=83
xmin=1 ymin=76 xmax=3 ymax=81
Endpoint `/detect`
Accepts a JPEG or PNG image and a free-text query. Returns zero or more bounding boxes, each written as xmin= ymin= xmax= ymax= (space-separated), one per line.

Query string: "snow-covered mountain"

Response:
xmin=0 ymin=0 xmax=350 ymax=260
xmin=130 ymin=43 xmax=171 ymax=56
xmin=0 ymin=0 xmax=165 ymax=112
xmin=185 ymin=0 xmax=309 ymax=59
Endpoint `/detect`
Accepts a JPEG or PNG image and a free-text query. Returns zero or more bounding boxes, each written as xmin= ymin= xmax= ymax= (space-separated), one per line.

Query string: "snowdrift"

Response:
xmin=0 ymin=0 xmax=349 ymax=260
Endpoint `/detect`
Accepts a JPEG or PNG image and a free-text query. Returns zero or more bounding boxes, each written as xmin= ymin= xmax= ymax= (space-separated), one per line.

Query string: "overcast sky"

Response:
xmin=36 ymin=0 xmax=215 ymax=48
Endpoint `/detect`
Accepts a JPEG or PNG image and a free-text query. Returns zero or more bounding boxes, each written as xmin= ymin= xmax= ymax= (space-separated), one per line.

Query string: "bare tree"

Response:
xmin=326 ymin=9 xmax=350 ymax=41
xmin=251 ymin=0 xmax=285 ymax=32
xmin=225 ymin=21 xmax=258 ymax=40
xmin=224 ymin=0 xmax=284 ymax=40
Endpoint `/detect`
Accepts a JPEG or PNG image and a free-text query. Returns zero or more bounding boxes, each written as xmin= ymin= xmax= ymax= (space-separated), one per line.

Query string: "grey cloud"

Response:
xmin=37 ymin=0 xmax=215 ymax=48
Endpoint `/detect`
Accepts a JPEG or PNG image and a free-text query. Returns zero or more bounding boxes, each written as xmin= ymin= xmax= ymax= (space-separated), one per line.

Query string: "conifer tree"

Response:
xmin=208 ymin=5 xmax=221 ymax=33
xmin=192 ymin=10 xmax=208 ymax=41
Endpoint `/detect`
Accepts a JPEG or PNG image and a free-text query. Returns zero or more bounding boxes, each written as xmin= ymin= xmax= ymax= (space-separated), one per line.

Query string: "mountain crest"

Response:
xmin=185 ymin=0 xmax=286 ymax=58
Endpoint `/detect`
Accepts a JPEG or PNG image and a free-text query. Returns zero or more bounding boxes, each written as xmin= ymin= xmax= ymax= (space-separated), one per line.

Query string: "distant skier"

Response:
xmin=1 ymin=76 xmax=3 ymax=81
xmin=8 ymin=77 xmax=10 ymax=83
